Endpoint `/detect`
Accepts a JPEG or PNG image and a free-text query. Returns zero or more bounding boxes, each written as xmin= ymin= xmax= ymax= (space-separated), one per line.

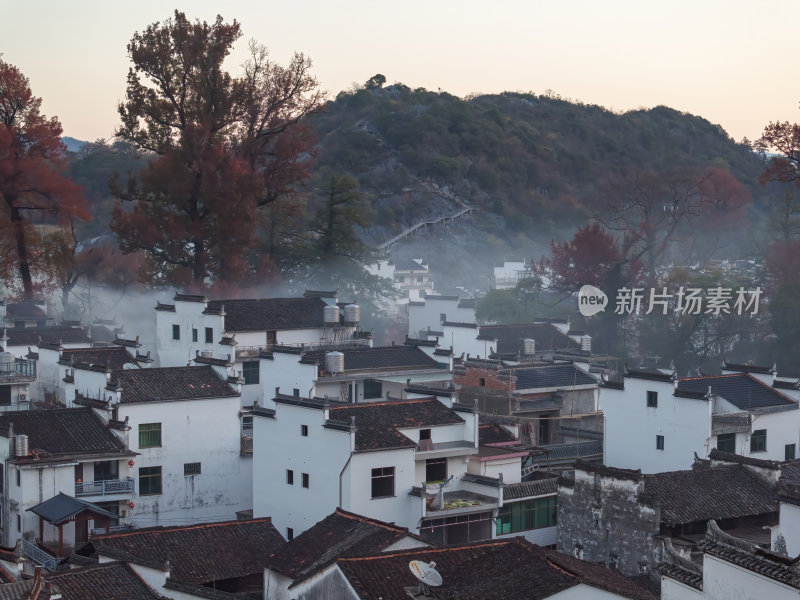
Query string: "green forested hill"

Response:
xmin=310 ymin=83 xmax=774 ymax=264
xmin=68 ymin=81 xmax=781 ymax=292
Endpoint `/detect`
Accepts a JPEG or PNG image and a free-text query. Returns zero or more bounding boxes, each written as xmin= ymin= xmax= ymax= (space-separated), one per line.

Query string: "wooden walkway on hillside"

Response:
xmin=378 ymin=204 xmax=480 ymax=250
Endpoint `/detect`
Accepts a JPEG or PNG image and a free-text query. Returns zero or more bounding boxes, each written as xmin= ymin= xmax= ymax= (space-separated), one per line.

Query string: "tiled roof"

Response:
xmin=302 ymin=345 xmax=439 ymax=372
xmin=110 ymin=366 xmax=238 ymax=404
xmin=677 ymin=373 xmax=796 ymax=411
xmin=28 ymin=493 xmax=116 ymax=525
xmin=329 ymin=398 xmax=464 ymax=452
xmin=4 ymin=326 xmax=91 ymax=347
xmin=335 ymin=538 xmax=656 ymax=600
xmin=163 ymin=580 xmax=240 ymax=599
xmin=504 ymin=478 xmax=559 ymax=500
xmin=0 ymin=408 xmax=131 ymax=461
xmin=515 ymin=364 xmax=597 ymax=390
xmin=477 ymin=324 xmax=579 ymax=354
xmin=46 ymin=561 xmax=167 ymax=600
xmin=722 ymin=360 xmax=774 ymax=375
xmin=479 ymin=423 xmax=517 ymax=444
xmin=656 ymin=562 xmax=704 ymax=590
xmin=206 ymin=297 xmax=327 ymax=332
xmin=92 ymin=518 xmax=284 ymax=585
xmin=268 ymin=508 xmax=423 ymax=583
xmin=61 ymin=346 xmax=138 ymax=371
xmin=5 ymin=301 xmax=46 ymax=320
xmin=457 ymin=298 xmax=477 ymax=309
xmin=644 ymin=465 xmax=777 ymax=526
xmin=392 ymin=258 xmax=427 ymax=271
xmin=699 ymin=521 xmax=800 ymax=589
xmin=0 ymin=580 xmax=53 ymax=600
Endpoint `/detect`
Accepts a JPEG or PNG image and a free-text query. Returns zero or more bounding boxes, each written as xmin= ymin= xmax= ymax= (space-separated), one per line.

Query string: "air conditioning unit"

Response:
xmin=18 ymin=394 xmax=26 ymax=402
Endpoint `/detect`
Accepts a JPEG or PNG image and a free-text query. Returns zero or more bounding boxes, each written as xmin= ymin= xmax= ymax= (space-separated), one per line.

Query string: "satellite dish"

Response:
xmin=409 ymin=560 xmax=442 ymax=594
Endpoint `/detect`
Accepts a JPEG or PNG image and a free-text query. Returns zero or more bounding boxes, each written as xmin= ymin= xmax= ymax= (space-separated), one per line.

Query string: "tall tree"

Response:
xmin=0 ymin=59 xmax=87 ymax=298
xmin=298 ymin=172 xmax=394 ymax=316
xmin=111 ymin=11 xmax=322 ymax=289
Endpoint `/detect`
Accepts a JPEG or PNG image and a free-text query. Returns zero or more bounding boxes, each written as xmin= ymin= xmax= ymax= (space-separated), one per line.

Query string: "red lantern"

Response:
xmin=128 ymin=459 xmax=135 ymax=468
xmin=129 ymin=502 xmax=135 ymax=510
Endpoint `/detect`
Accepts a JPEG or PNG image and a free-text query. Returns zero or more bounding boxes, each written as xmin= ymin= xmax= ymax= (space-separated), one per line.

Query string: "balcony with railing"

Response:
xmin=0 ymin=357 xmax=36 ymax=383
xmin=75 ymin=477 xmax=135 ymax=498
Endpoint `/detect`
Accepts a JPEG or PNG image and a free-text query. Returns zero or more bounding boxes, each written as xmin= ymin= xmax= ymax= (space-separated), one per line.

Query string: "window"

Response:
xmin=371 ymin=467 xmax=395 ymax=498
xmin=242 ymin=361 xmax=259 ymax=385
xmin=286 ymin=469 xmax=294 ymax=485
xmin=479 ymin=377 xmax=486 ymax=387
xmin=646 ymin=391 xmax=658 ymax=408
xmin=94 ymin=461 xmax=119 ymax=481
xmin=302 ymin=473 xmax=309 ymax=488
xmin=717 ymin=433 xmax=736 ymax=454
xmin=363 ymin=379 xmax=382 ymax=400
xmin=751 ymin=429 xmax=767 ymax=453
xmin=786 ymin=444 xmax=796 ymax=461
xmin=192 ymin=328 xmax=198 ymax=342
xmin=301 ymin=424 xmax=308 ymax=437
xmin=205 ymin=327 xmax=213 ymax=344
xmin=656 ymin=435 xmax=665 ymax=450
xmin=293 ymin=388 xmax=300 ymax=397
xmin=287 ymin=527 xmax=294 ymax=541
xmin=496 ymin=496 xmax=557 ymax=535
xmin=184 ymin=462 xmax=201 ymax=476
xmin=0 ymin=388 xmax=10 ymax=405
xmin=172 ymin=324 xmax=180 ymax=340
xmin=139 ymin=423 xmax=162 ymax=449
xmin=419 ymin=429 xmax=431 ymax=441
xmin=426 ymin=458 xmax=447 ymax=483
xmin=16 ymin=468 xmax=20 ymax=487
xmin=139 ymin=466 xmax=162 ymax=496
xmin=417 ymin=276 xmax=424 ymax=283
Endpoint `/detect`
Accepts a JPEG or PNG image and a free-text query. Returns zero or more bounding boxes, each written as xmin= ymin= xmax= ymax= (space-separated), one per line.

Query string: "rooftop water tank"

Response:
xmin=344 ymin=304 xmax=360 ymax=324
xmin=522 ymin=338 xmax=536 ymax=356
xmin=324 ymin=305 xmax=340 ymax=325
xmin=15 ymin=434 xmax=28 ymax=458
xmin=326 ymin=351 xmax=344 ymax=375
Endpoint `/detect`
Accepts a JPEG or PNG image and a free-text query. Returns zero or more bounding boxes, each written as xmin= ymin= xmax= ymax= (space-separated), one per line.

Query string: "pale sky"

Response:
xmin=2 ymin=0 xmax=798 ymax=143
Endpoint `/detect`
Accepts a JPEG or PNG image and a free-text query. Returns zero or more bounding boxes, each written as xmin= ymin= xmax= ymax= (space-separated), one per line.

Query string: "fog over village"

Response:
xmin=1 ymin=5 xmax=800 ymax=600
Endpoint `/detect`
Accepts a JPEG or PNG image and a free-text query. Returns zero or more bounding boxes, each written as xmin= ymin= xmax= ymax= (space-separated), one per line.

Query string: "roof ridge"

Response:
xmin=333 ymin=508 xmax=410 ymax=533
xmin=336 ymin=540 xmax=511 ymax=562
xmin=93 ymin=517 xmax=273 ymax=539
xmin=329 ymin=397 xmax=438 ymax=410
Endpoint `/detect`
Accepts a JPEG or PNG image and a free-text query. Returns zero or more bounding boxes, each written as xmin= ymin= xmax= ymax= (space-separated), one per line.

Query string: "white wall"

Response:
xmin=702 ymin=553 xmax=800 ymax=600
xmin=600 ymin=379 xmax=712 ymax=473
xmin=260 ymin=352 xmax=318 ymax=401
xmin=773 ymin=502 xmax=800 ymax=557
xmin=252 ymin=403 xmax=352 ymax=537
xmin=155 ymin=300 xmax=225 ymax=368
xmin=346 ymin=449 xmax=419 ymax=531
xmin=441 ymin=324 xmax=483 ymax=359
xmin=661 ymin=578 xmax=704 ymax=600
xmin=121 ymin=396 xmax=250 ymax=527
xmin=739 ymin=410 xmax=800 ymax=463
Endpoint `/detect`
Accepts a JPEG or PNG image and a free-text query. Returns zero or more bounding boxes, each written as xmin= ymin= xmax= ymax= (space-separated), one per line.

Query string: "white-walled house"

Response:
xmin=65 ymin=363 xmax=251 ymax=528
xmin=0 ymin=350 xmax=35 ymax=412
xmin=259 ymin=344 xmax=451 ymax=405
xmin=153 ymin=292 xmax=370 ymax=407
xmin=601 ymin=368 xmax=800 ymax=473
xmin=253 ymin=393 xmax=488 ymax=541
xmin=0 ymin=408 xmax=136 ymax=556
xmin=407 ymin=294 xmax=476 ymax=339
xmin=660 ymin=521 xmax=800 ymax=600
xmin=264 ymin=508 xmax=429 ymax=600
xmin=34 ymin=344 xmax=147 ymax=407
xmin=772 ymin=462 xmax=800 ymax=557
xmin=288 ymin=537 xmax=657 ymax=600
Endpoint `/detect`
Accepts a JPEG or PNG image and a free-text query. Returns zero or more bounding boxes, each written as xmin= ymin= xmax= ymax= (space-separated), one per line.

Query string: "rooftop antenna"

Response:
xmin=409 ymin=560 xmax=442 ymax=596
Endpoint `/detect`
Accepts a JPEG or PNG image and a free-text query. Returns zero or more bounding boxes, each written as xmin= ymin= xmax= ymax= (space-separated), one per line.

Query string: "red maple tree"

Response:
xmin=0 ymin=59 xmax=88 ymax=299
